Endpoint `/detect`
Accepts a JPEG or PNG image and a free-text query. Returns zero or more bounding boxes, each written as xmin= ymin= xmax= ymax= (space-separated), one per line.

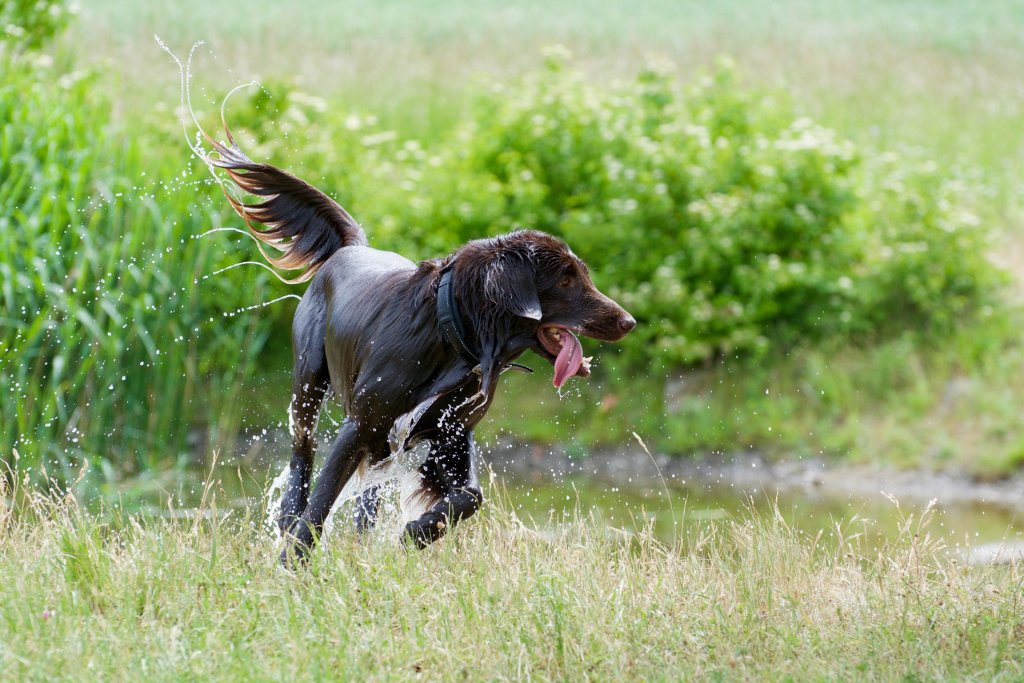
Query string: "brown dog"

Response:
xmin=203 ymin=129 xmax=635 ymax=564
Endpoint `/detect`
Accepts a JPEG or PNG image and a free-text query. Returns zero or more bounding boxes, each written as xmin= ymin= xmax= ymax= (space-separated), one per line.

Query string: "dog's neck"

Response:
xmin=435 ymin=261 xmax=533 ymax=382
xmin=436 ymin=265 xmax=481 ymax=368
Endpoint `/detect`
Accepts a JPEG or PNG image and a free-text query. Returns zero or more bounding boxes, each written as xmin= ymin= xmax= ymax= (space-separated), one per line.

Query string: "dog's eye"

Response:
xmin=559 ymin=275 xmax=574 ymax=288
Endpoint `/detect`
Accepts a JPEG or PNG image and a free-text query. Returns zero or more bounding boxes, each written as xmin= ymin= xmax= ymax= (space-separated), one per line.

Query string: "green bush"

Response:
xmin=0 ymin=0 xmax=75 ymax=55
xmin=361 ymin=56 xmax=1003 ymax=366
xmin=223 ymin=57 xmax=1002 ymax=371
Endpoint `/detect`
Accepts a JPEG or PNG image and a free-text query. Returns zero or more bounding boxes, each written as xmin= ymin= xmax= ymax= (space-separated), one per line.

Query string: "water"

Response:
xmin=121 ymin=456 xmax=1023 ymax=559
xmin=502 ymin=477 xmax=1023 ymax=556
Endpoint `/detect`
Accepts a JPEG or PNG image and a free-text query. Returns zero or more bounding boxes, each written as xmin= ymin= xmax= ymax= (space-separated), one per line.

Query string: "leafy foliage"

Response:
xmin=0 ymin=49 xmax=277 ymax=476
xmin=0 ymin=0 xmax=75 ymax=55
xmin=199 ymin=57 xmax=1005 ymax=371
xmin=364 ymin=56 xmax=1003 ymax=365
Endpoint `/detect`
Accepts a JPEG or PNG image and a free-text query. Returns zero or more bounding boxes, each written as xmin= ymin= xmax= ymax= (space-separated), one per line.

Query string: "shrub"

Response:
xmin=0 ymin=32 xmax=1006 ymax=478
xmin=0 ymin=0 xmax=75 ymax=56
xmin=368 ymin=56 xmax=1003 ymax=366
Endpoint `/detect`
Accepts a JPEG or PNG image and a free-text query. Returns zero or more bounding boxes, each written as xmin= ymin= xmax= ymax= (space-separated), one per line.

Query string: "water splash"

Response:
xmin=193 ymin=226 xmax=266 ymax=244
xmin=155 ymin=35 xmax=258 ymax=186
xmin=157 ymin=37 xmax=304 ymax=298
xmin=220 ymin=294 xmax=303 ymax=318
xmin=202 ymin=261 xmax=310 ymax=288
xmin=261 ymin=464 xmax=291 ymax=538
xmin=262 ymin=440 xmax=433 ymax=545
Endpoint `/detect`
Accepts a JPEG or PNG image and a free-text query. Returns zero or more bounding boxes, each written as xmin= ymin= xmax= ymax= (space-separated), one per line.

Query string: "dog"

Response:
xmin=201 ymin=125 xmax=635 ymax=564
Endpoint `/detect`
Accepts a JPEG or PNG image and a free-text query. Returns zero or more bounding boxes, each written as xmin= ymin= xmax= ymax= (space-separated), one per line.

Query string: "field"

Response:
xmin=74 ymin=0 xmax=1024 ymax=166
xmin=2 ymin=475 xmax=1023 ymax=681
xmin=4 ymin=3 xmax=1024 ymax=679
xmin=1 ymin=1 xmax=1022 ymax=481
xmin=8 ymin=0 xmax=1012 ymax=480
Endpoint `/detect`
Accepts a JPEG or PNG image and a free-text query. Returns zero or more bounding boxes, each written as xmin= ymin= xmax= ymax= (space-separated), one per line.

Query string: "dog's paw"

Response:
xmin=404 ymin=515 xmax=447 ymax=549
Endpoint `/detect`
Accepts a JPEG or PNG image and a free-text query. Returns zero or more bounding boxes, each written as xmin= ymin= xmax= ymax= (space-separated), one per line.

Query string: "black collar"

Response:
xmin=437 ymin=265 xmax=480 ymax=367
xmin=436 ymin=264 xmax=532 ymax=374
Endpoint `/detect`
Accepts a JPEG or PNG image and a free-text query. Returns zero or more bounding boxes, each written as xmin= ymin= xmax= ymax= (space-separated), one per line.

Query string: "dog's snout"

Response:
xmin=619 ymin=313 xmax=636 ymax=334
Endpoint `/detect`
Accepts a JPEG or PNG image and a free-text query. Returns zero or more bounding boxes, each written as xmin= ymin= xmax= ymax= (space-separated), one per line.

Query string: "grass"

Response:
xmin=73 ymin=0 xmax=1024 ymax=174
xmin=0 ymin=53 xmax=282 ymax=479
xmin=478 ymin=308 xmax=1024 ymax=476
xmin=2 ymin=472 xmax=1023 ymax=680
xmin=2 ymin=7 xmax=1019 ymax=680
xmin=5 ymin=6 xmax=1024 ymax=680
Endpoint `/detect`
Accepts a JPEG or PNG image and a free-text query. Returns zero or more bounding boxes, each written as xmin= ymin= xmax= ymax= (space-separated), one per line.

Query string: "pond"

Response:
xmin=111 ymin=444 xmax=1023 ymax=562
xmin=501 ymin=476 xmax=1022 ymax=556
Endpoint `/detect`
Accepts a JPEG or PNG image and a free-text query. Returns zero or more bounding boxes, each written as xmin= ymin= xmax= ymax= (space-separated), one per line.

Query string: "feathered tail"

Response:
xmin=201 ymin=123 xmax=367 ymax=284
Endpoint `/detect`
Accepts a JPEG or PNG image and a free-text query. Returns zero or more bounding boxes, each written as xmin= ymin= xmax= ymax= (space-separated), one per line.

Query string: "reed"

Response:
xmin=0 ymin=54 xmax=281 ymax=483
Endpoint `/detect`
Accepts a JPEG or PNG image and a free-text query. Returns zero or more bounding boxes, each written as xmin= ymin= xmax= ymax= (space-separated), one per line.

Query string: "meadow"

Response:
xmin=1 ymin=473 xmax=1023 ymax=681
xmin=3 ymin=3 xmax=1024 ymax=679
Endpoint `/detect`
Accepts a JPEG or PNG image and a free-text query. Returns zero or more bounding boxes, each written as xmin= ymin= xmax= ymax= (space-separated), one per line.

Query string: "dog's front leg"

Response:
xmin=404 ymin=433 xmax=482 ymax=548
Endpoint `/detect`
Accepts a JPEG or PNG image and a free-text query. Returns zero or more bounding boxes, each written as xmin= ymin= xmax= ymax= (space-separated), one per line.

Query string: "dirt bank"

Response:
xmin=481 ymin=439 xmax=1024 ymax=511
xmin=230 ymin=427 xmax=1024 ymax=510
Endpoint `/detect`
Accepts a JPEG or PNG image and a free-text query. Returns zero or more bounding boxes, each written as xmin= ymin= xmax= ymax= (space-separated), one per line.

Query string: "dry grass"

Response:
xmin=2 ymin=471 xmax=1022 ymax=681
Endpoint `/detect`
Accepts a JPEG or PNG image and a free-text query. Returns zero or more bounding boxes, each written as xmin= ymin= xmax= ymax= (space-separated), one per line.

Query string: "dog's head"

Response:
xmin=452 ymin=230 xmax=635 ymax=389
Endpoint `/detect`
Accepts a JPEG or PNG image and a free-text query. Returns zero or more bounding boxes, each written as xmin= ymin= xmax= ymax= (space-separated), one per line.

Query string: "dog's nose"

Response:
xmin=619 ymin=314 xmax=636 ymax=334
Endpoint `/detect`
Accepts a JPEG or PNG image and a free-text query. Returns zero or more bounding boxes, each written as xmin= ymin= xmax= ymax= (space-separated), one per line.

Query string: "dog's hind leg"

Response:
xmin=404 ymin=433 xmax=483 ymax=549
xmin=281 ymin=419 xmax=368 ymax=565
xmin=353 ymin=484 xmax=381 ymax=532
xmin=278 ymin=294 xmax=331 ymax=533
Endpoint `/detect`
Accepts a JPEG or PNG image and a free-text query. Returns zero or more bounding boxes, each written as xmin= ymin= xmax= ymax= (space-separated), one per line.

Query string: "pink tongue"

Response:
xmin=552 ymin=330 xmax=583 ymax=388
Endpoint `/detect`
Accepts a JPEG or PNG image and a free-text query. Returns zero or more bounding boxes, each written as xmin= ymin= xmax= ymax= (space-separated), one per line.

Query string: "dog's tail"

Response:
xmin=201 ymin=125 xmax=368 ymax=284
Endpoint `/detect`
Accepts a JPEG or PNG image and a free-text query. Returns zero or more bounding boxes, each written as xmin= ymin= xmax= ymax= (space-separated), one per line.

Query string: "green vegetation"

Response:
xmin=2 ymin=476 xmax=1022 ymax=680
xmin=0 ymin=48 xmax=277 ymax=480
xmin=487 ymin=317 xmax=1024 ymax=477
xmin=396 ymin=58 xmax=1002 ymax=364
xmin=3 ymin=5 xmax=1024 ymax=677
xmin=3 ymin=0 xmax=1024 ymax=484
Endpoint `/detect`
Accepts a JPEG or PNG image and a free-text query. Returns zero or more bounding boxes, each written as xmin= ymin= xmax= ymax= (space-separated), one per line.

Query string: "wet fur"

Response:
xmin=201 ymin=129 xmax=634 ymax=564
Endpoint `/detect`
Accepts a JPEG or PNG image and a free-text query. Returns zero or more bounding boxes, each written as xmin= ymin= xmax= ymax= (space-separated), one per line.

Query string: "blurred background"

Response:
xmin=2 ymin=0 xmax=1023 ymax=541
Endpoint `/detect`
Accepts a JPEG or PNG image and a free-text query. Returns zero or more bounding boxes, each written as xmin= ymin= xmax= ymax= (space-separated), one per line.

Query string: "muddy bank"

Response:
xmin=224 ymin=429 xmax=1024 ymax=563
xmin=479 ymin=439 xmax=1024 ymax=512
xmin=227 ymin=427 xmax=1024 ymax=511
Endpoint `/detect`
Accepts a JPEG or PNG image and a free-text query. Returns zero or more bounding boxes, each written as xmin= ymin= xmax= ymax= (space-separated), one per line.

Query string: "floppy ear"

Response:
xmin=484 ymin=256 xmax=542 ymax=320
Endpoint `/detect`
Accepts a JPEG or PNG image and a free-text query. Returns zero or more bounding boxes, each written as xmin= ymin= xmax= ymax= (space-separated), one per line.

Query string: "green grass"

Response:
xmin=479 ymin=308 xmax=1024 ymax=476
xmin=6 ymin=6 xmax=1024 ymax=680
xmin=2 ymin=474 xmax=1022 ymax=680
xmin=3 ymin=6 xmax=1020 ymax=680
xmin=72 ymin=0 xmax=1024 ymax=174
xmin=0 ymin=52 xmax=285 ymax=479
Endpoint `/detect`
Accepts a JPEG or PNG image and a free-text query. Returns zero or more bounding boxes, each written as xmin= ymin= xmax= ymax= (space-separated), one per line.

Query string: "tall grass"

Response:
xmin=484 ymin=308 xmax=1024 ymax=477
xmin=0 ymin=52 xmax=282 ymax=481
xmin=1 ymin=472 xmax=1021 ymax=680
xmin=72 ymin=0 xmax=1024 ymax=180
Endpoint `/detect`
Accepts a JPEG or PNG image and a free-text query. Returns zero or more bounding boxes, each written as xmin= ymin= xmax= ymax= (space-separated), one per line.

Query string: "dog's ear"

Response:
xmin=484 ymin=255 xmax=542 ymax=320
